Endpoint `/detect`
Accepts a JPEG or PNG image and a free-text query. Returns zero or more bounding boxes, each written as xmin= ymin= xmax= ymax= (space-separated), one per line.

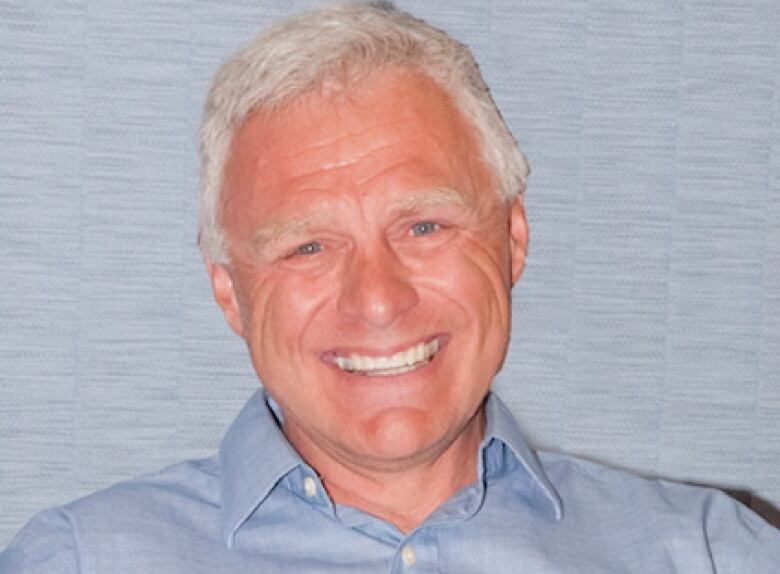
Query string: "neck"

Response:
xmin=285 ymin=409 xmax=486 ymax=533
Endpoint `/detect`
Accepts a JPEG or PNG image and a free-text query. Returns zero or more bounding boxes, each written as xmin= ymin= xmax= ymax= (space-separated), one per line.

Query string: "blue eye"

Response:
xmin=411 ymin=221 xmax=439 ymax=236
xmin=295 ymin=242 xmax=322 ymax=256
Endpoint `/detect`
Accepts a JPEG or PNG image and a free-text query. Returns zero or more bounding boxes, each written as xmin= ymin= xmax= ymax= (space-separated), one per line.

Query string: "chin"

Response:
xmin=349 ymin=407 xmax=455 ymax=466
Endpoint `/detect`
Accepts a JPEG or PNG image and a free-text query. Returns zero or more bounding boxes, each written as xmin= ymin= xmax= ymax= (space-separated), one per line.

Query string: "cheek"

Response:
xmin=417 ymin=239 xmax=511 ymax=324
xmin=242 ymin=270 xmax=337 ymax=355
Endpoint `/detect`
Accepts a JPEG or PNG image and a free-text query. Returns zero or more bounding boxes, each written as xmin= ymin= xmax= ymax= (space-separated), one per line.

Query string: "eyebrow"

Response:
xmin=389 ymin=186 xmax=470 ymax=214
xmin=251 ymin=217 xmax=320 ymax=252
xmin=250 ymin=186 xmax=470 ymax=251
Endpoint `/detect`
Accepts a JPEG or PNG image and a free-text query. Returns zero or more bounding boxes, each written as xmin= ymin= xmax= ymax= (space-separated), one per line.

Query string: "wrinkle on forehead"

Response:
xmin=241 ymin=122 xmax=454 ymax=193
xmin=277 ymin=133 xmax=430 ymax=185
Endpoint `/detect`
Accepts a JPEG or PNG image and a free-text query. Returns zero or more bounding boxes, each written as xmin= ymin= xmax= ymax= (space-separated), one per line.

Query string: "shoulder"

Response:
xmin=537 ymin=450 xmax=780 ymax=571
xmin=66 ymin=455 xmax=221 ymax=517
xmin=1 ymin=455 xmax=221 ymax=573
xmin=67 ymin=455 xmax=222 ymax=542
xmin=537 ymin=449 xmax=760 ymax=524
xmin=0 ymin=507 xmax=78 ymax=573
xmin=538 ymin=449 xmax=727 ymax=511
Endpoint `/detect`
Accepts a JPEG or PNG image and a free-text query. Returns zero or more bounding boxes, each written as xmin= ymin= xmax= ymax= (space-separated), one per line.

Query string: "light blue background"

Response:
xmin=1 ymin=0 xmax=778 ymax=546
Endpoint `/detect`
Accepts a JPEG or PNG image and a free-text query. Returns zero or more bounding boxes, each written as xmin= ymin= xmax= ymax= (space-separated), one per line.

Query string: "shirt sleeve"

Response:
xmin=0 ymin=508 xmax=80 ymax=574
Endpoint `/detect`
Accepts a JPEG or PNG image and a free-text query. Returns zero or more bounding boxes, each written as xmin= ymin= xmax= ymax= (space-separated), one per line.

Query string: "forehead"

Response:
xmin=221 ymin=69 xmax=492 ymax=234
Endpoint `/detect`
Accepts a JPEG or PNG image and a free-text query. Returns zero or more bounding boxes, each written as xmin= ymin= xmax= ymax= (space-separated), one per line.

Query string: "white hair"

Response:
xmin=199 ymin=1 xmax=529 ymax=263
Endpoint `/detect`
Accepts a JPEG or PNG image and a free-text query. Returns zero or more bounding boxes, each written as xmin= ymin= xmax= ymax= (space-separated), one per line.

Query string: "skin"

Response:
xmin=207 ymin=69 xmax=528 ymax=532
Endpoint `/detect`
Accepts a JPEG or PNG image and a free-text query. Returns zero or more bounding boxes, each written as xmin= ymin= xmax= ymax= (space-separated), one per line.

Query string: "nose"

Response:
xmin=337 ymin=241 xmax=419 ymax=328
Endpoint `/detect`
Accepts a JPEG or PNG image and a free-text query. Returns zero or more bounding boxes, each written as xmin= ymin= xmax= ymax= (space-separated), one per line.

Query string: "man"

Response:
xmin=2 ymin=2 xmax=778 ymax=572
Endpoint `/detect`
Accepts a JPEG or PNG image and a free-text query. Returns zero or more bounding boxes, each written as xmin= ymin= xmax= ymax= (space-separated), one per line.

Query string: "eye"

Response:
xmin=410 ymin=221 xmax=439 ymax=237
xmin=294 ymin=241 xmax=322 ymax=256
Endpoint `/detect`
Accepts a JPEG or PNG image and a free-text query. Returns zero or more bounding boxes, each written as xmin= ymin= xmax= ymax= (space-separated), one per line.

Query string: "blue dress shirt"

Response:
xmin=2 ymin=391 xmax=779 ymax=572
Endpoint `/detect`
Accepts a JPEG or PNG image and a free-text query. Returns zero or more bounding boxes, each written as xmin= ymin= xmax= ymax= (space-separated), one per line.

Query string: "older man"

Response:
xmin=2 ymin=2 xmax=778 ymax=573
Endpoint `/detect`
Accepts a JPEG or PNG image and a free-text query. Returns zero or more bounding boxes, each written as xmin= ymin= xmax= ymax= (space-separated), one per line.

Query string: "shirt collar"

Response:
xmin=219 ymin=390 xmax=300 ymax=548
xmin=218 ymin=390 xmax=562 ymax=547
xmin=480 ymin=393 xmax=563 ymax=520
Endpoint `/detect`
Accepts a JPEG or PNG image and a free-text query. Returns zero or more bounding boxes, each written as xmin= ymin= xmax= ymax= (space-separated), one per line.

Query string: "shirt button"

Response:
xmin=401 ymin=545 xmax=416 ymax=567
xmin=303 ymin=476 xmax=317 ymax=497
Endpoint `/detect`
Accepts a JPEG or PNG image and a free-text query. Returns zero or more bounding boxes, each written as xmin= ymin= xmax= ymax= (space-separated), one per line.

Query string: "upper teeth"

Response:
xmin=334 ymin=339 xmax=439 ymax=375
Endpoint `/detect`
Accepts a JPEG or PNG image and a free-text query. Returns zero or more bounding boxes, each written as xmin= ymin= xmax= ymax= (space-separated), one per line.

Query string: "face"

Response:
xmin=209 ymin=69 xmax=528 ymax=472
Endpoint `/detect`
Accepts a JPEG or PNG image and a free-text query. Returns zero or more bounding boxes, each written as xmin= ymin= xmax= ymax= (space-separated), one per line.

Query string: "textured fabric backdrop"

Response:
xmin=1 ymin=0 xmax=778 ymax=546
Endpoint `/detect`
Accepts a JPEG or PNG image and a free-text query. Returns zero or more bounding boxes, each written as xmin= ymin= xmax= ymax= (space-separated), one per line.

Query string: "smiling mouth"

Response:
xmin=331 ymin=337 xmax=442 ymax=377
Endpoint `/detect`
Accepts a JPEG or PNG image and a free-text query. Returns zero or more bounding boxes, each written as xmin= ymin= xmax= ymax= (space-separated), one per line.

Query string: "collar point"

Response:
xmin=223 ymin=526 xmax=237 ymax=550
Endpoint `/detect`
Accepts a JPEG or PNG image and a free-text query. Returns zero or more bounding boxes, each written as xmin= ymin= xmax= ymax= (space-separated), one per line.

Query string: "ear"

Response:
xmin=508 ymin=195 xmax=529 ymax=286
xmin=205 ymin=259 xmax=245 ymax=337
